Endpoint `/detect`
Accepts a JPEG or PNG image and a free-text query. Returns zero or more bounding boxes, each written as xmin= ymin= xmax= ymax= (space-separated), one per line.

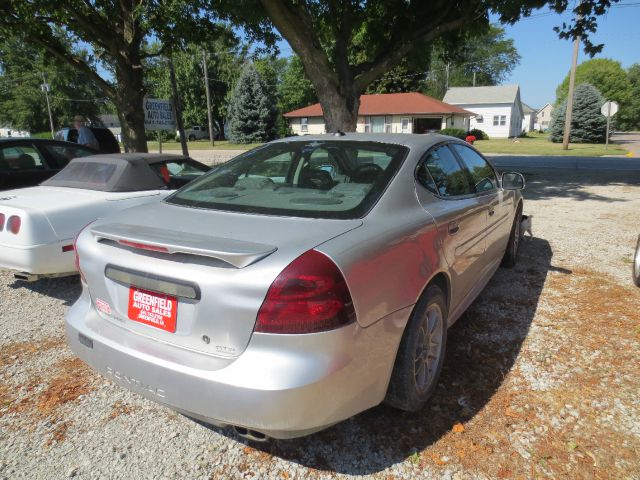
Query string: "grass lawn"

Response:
xmin=146 ymin=140 xmax=263 ymax=151
xmin=474 ymin=132 xmax=628 ymax=156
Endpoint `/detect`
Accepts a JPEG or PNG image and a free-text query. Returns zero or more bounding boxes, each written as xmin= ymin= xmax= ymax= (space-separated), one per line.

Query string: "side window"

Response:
xmin=42 ymin=144 xmax=94 ymax=168
xmin=246 ymin=152 xmax=293 ymax=184
xmin=151 ymin=161 xmax=208 ymax=188
xmin=0 ymin=145 xmax=46 ymax=171
xmin=417 ymin=145 xmax=473 ymax=197
xmin=451 ymin=144 xmax=497 ymax=193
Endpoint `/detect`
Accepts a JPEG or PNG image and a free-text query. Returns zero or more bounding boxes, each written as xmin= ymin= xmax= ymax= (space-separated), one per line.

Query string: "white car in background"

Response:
xmin=0 ymin=153 xmax=209 ymax=281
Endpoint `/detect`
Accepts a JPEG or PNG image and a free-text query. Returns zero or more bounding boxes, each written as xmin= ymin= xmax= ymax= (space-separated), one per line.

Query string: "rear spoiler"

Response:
xmin=91 ymin=223 xmax=277 ymax=268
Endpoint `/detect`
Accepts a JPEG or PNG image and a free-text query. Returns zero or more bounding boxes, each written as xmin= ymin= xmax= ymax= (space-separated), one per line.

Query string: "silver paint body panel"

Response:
xmin=66 ymin=133 xmax=522 ymax=438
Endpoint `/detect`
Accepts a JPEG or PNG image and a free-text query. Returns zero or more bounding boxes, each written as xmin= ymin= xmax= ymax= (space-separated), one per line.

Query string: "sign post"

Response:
xmin=144 ymin=98 xmax=176 ymax=153
xmin=600 ymin=101 xmax=619 ymax=150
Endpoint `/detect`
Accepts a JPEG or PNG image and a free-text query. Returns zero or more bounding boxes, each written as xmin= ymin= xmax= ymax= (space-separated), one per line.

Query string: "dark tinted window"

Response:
xmin=41 ymin=144 xmax=95 ymax=168
xmin=451 ymin=144 xmax=497 ymax=193
xmin=417 ymin=145 xmax=473 ymax=197
xmin=0 ymin=145 xmax=46 ymax=171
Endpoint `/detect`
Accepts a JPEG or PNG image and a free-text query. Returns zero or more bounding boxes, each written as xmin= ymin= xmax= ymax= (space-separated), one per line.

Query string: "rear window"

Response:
xmin=50 ymin=161 xmax=117 ymax=186
xmin=167 ymin=140 xmax=408 ymax=219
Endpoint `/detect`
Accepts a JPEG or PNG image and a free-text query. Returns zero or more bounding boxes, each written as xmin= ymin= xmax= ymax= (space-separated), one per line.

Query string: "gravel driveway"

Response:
xmin=1 ymin=167 xmax=639 ymax=479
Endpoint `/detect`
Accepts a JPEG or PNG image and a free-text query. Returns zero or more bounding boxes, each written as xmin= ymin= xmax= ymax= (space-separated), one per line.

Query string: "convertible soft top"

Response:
xmin=41 ymin=153 xmax=188 ymax=192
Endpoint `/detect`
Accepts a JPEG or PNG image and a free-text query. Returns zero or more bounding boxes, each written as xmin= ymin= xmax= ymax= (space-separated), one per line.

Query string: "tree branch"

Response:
xmin=353 ymin=17 xmax=467 ymax=92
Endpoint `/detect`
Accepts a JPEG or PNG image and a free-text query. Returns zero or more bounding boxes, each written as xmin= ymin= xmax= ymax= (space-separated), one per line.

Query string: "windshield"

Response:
xmin=167 ymin=140 xmax=408 ymax=219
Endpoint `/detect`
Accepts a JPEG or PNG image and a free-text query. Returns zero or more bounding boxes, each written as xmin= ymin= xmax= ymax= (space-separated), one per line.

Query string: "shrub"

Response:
xmin=467 ymin=128 xmax=489 ymax=140
xmin=549 ymin=83 xmax=607 ymax=143
xmin=439 ymin=128 xmax=467 ymax=139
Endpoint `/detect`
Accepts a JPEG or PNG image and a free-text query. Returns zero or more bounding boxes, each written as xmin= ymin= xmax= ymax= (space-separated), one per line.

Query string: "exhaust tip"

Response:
xmin=233 ymin=426 xmax=268 ymax=442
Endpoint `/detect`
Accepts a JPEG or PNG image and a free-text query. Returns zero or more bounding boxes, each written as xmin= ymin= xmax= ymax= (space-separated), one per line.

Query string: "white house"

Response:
xmin=522 ymin=103 xmax=537 ymax=133
xmin=0 ymin=125 xmax=30 ymax=138
xmin=284 ymin=92 xmax=473 ymax=135
xmin=535 ymin=103 xmax=553 ymax=131
xmin=443 ymin=85 xmax=524 ymax=138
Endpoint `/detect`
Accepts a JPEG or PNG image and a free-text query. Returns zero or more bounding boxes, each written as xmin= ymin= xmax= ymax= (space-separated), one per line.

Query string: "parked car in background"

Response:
xmin=55 ymin=126 xmax=120 ymax=153
xmin=0 ymin=138 xmax=97 ymax=190
xmin=177 ymin=126 xmax=220 ymax=141
xmin=67 ymin=133 xmax=525 ymax=440
xmin=0 ymin=153 xmax=209 ymax=281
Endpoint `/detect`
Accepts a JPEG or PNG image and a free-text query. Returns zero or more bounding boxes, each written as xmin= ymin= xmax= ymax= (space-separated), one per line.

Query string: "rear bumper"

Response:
xmin=65 ymin=289 xmax=411 ymax=439
xmin=0 ymin=240 xmax=75 ymax=275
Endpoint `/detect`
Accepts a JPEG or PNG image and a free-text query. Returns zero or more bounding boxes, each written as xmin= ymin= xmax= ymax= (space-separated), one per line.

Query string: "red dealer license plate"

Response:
xmin=128 ymin=287 xmax=177 ymax=333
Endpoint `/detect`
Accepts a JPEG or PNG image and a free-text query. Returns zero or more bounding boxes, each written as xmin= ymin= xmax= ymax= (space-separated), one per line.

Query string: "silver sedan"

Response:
xmin=66 ymin=133 xmax=524 ymax=440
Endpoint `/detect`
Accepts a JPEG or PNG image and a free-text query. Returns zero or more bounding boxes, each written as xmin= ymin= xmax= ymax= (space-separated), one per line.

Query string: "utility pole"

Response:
xmin=168 ymin=56 xmax=189 ymax=157
xmin=445 ymin=63 xmax=450 ymax=92
xmin=40 ymin=73 xmax=55 ymax=138
xmin=562 ymin=13 xmax=582 ymax=150
xmin=202 ymin=51 xmax=215 ymax=147
xmin=473 ymin=70 xmax=476 ymax=87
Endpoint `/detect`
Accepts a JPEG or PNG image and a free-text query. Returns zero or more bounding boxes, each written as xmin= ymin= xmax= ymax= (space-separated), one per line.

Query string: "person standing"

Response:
xmin=74 ymin=115 xmax=99 ymax=150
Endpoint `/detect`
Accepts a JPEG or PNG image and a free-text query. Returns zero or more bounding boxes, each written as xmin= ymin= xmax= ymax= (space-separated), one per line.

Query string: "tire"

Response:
xmin=633 ymin=235 xmax=640 ymax=287
xmin=385 ymin=284 xmax=448 ymax=411
xmin=188 ymin=134 xmax=196 ymax=141
xmin=501 ymin=204 xmax=522 ymax=268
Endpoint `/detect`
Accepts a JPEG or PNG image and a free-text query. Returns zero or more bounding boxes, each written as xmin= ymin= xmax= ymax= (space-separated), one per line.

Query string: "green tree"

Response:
xmin=425 ymin=26 xmax=521 ymax=99
xmin=549 ymin=83 xmax=607 ymax=143
xmin=556 ymin=58 xmax=632 ymax=107
xmin=146 ymin=36 xmax=246 ymax=140
xmin=278 ymin=56 xmax=317 ymax=114
xmin=617 ymin=64 xmax=640 ymax=131
xmin=222 ymin=0 xmax=617 ymax=132
xmin=228 ymin=64 xmax=277 ymax=143
xmin=0 ymin=0 xmax=223 ymax=151
xmin=0 ymin=36 xmax=101 ymax=133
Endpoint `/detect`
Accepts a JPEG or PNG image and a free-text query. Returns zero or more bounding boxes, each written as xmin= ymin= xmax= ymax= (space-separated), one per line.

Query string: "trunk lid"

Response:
xmin=0 ymin=186 xmax=164 ymax=243
xmin=79 ymin=201 xmax=362 ymax=358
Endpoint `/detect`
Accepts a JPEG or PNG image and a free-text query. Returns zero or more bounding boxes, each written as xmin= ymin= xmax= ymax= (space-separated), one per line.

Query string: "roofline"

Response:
xmin=284 ymin=110 xmax=474 ymax=118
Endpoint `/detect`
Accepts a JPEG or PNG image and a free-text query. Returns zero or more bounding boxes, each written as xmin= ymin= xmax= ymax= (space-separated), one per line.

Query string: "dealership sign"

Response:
xmin=144 ymin=98 xmax=176 ymax=131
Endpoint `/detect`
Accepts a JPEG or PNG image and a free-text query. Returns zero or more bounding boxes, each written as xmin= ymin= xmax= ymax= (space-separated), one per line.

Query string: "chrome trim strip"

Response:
xmin=104 ymin=264 xmax=200 ymax=300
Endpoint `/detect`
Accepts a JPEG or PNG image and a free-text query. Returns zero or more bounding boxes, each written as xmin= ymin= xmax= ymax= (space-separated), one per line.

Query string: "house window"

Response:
xmin=493 ymin=115 xmax=507 ymax=126
xmin=364 ymin=116 xmax=371 ymax=133
xmin=300 ymin=117 xmax=308 ymax=133
xmin=371 ymin=116 xmax=386 ymax=133
xmin=401 ymin=117 xmax=410 ymax=133
xmin=476 ymin=115 xmax=483 ymax=123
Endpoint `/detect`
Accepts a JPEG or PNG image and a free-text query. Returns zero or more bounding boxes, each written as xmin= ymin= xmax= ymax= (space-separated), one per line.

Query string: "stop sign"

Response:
xmin=601 ymin=101 xmax=619 ymax=117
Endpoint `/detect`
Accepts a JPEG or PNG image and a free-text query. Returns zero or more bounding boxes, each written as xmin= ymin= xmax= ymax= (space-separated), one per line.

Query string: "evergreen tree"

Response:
xmin=549 ymin=83 xmax=607 ymax=143
xmin=228 ymin=64 xmax=277 ymax=143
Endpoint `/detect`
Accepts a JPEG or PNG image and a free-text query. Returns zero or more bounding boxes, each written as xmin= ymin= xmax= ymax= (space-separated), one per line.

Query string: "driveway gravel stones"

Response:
xmin=1 ymin=167 xmax=639 ymax=479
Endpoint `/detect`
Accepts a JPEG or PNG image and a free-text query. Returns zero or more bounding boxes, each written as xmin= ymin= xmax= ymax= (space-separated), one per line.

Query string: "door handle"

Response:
xmin=448 ymin=221 xmax=460 ymax=235
xmin=488 ymin=208 xmax=495 ymax=216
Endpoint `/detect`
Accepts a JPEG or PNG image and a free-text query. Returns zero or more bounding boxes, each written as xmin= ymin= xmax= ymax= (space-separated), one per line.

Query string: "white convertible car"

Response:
xmin=0 ymin=153 xmax=209 ymax=281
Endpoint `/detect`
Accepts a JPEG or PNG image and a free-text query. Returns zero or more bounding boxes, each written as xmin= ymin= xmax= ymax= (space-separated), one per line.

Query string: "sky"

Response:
xmin=499 ymin=2 xmax=640 ymax=108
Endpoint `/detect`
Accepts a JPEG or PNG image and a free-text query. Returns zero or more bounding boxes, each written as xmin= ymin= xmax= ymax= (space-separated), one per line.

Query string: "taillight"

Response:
xmin=0 ymin=213 xmax=5 ymax=231
xmin=118 ymin=239 xmax=169 ymax=252
xmin=7 ymin=216 xmax=20 ymax=234
xmin=255 ymin=249 xmax=355 ymax=334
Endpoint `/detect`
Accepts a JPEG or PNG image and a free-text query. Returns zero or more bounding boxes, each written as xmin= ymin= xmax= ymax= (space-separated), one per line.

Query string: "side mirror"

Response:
xmin=502 ymin=172 xmax=525 ymax=190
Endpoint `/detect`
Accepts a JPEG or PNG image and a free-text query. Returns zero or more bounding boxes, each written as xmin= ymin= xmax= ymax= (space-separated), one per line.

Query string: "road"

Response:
xmin=489 ymin=154 xmax=640 ymax=172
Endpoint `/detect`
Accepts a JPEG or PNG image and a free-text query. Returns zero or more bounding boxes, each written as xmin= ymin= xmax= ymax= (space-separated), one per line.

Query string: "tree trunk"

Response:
xmin=114 ymin=61 xmax=148 ymax=153
xmin=316 ymin=85 xmax=360 ymax=133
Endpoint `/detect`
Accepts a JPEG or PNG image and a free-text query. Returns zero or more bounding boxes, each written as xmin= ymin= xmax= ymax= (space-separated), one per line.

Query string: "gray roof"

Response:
xmin=443 ymin=85 xmax=520 ymax=105
xmin=522 ymin=103 xmax=536 ymax=114
xmin=42 ymin=153 xmax=187 ymax=192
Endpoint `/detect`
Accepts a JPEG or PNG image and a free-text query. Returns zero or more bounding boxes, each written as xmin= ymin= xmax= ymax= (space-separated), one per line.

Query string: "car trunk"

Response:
xmin=0 ymin=186 xmax=163 ymax=245
xmin=78 ymin=201 xmax=362 ymax=358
